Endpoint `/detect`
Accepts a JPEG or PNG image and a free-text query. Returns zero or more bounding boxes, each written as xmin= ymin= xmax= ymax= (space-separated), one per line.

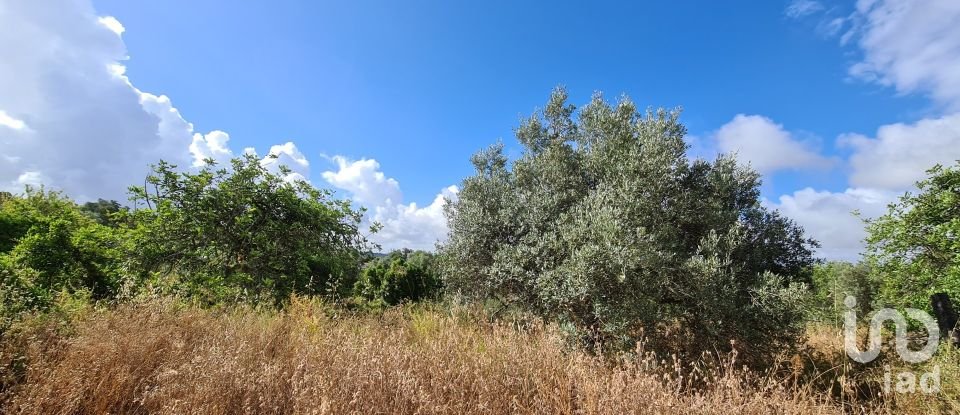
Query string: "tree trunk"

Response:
xmin=930 ymin=293 xmax=960 ymax=347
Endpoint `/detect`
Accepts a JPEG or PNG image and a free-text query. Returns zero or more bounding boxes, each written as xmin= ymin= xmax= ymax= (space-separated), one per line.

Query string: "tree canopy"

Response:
xmin=866 ymin=162 xmax=960 ymax=310
xmin=441 ymin=88 xmax=817 ymax=359
xmin=353 ymin=249 xmax=442 ymax=307
xmin=127 ymin=154 xmax=373 ymax=304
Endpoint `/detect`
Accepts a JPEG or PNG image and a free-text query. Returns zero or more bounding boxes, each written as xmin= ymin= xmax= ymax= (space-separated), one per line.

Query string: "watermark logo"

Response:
xmin=842 ymin=296 xmax=941 ymax=394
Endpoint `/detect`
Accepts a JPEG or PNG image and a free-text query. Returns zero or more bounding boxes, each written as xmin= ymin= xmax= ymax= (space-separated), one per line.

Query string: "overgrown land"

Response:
xmin=2 ymin=89 xmax=959 ymax=414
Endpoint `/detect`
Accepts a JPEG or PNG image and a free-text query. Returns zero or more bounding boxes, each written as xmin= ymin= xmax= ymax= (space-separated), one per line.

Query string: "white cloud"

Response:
xmin=321 ymin=157 xmax=402 ymax=208
xmin=0 ymin=0 xmax=192 ymax=200
xmin=0 ymin=0 xmax=305 ymax=201
xmin=842 ymin=113 xmax=960 ymax=189
xmin=0 ymin=0 xmax=445 ymax=251
xmin=705 ymin=111 xmax=957 ymax=261
xmin=817 ymin=17 xmax=846 ymax=38
xmin=711 ymin=114 xmax=833 ymax=173
xmin=767 ymin=0 xmax=960 ymax=261
xmin=16 ymin=171 xmax=48 ymax=188
xmin=189 ymin=131 xmax=235 ymax=166
xmin=322 ymin=157 xmax=457 ymax=252
xmin=785 ymin=0 xmax=824 ymax=18
xmin=260 ymin=142 xmax=310 ymax=183
xmin=747 ymin=110 xmax=959 ymax=260
xmin=96 ymin=15 xmax=124 ymax=36
xmin=847 ymin=0 xmax=960 ymax=110
xmin=767 ymin=187 xmax=897 ymax=262
xmin=0 ymin=110 xmax=29 ymax=131
xmin=371 ymin=186 xmax=459 ymax=252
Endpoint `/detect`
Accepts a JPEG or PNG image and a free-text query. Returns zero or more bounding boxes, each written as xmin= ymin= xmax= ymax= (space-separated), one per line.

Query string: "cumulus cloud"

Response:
xmin=842 ymin=113 xmax=960 ymax=189
xmin=322 ymin=157 xmax=457 ymax=252
xmin=260 ymin=142 xmax=311 ymax=182
xmin=706 ymin=110 xmax=958 ymax=260
xmin=0 ymin=0 xmax=312 ymax=201
xmin=0 ymin=0 xmax=450 ymax=251
xmin=847 ymin=0 xmax=960 ymax=110
xmin=711 ymin=114 xmax=833 ymax=173
xmin=0 ymin=0 xmax=192 ymax=200
xmin=371 ymin=186 xmax=459 ymax=252
xmin=322 ymin=157 xmax=403 ymax=208
xmin=761 ymin=0 xmax=960 ymax=260
xmin=753 ymin=111 xmax=960 ymax=260
xmin=757 ymin=111 xmax=960 ymax=260
xmin=766 ymin=187 xmax=897 ymax=261
xmin=189 ymin=131 xmax=235 ymax=166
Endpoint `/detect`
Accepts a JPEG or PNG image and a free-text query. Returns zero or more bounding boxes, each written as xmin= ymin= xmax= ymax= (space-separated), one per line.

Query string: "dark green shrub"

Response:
xmin=354 ymin=250 xmax=442 ymax=306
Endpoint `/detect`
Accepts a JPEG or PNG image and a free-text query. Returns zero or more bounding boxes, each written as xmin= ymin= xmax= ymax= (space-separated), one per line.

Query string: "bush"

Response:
xmin=353 ymin=249 xmax=442 ymax=306
xmin=441 ymin=88 xmax=816 ymax=360
xmin=126 ymin=155 xmax=373 ymax=304
xmin=0 ymin=262 xmax=44 ymax=333
xmin=0 ymin=188 xmax=126 ymax=302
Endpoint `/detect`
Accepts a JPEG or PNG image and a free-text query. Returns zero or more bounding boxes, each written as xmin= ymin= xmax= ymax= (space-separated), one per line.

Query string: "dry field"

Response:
xmin=1 ymin=299 xmax=956 ymax=414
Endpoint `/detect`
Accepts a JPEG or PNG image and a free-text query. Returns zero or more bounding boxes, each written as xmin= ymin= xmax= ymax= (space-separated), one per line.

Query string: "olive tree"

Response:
xmin=441 ymin=88 xmax=816 ymax=360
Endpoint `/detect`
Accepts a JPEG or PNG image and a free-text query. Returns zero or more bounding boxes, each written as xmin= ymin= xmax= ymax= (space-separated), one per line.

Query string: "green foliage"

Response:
xmin=126 ymin=154 xmax=372 ymax=304
xmin=80 ymin=199 xmax=126 ymax=227
xmin=441 ymin=88 xmax=817 ymax=359
xmin=0 ymin=189 xmax=126 ymax=331
xmin=0 ymin=188 xmax=126 ymax=300
xmin=353 ymin=250 xmax=442 ymax=306
xmin=0 ymin=262 xmax=45 ymax=332
xmin=809 ymin=261 xmax=876 ymax=323
xmin=865 ymin=162 xmax=960 ymax=310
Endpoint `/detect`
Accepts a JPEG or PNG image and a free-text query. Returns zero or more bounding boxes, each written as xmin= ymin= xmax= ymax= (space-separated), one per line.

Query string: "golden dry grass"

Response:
xmin=0 ymin=299 xmax=954 ymax=414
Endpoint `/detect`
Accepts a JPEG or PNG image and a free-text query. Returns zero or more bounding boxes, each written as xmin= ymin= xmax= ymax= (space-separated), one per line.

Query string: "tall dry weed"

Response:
xmin=0 ymin=299 xmax=950 ymax=414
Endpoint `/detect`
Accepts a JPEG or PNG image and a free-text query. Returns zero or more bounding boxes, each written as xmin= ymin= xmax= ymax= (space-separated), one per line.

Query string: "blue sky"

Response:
xmin=2 ymin=0 xmax=960 ymax=258
xmin=94 ymin=0 xmax=921 ymax=201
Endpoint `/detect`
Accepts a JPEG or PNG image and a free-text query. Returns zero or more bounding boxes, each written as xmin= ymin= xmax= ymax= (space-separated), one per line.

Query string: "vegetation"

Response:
xmin=1 ymin=90 xmax=959 ymax=414
xmin=809 ymin=261 xmax=876 ymax=323
xmin=1 ymin=189 xmax=126 ymax=331
xmin=1 ymin=155 xmax=373 ymax=330
xmin=353 ymin=249 xmax=442 ymax=307
xmin=442 ymin=89 xmax=816 ymax=360
xmin=126 ymin=155 xmax=372 ymax=304
xmin=4 ymin=299 xmax=959 ymax=414
xmin=865 ymin=163 xmax=960 ymax=311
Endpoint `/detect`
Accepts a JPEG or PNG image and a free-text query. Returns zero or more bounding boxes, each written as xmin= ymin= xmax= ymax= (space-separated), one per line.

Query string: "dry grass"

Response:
xmin=0 ymin=299 xmax=954 ymax=414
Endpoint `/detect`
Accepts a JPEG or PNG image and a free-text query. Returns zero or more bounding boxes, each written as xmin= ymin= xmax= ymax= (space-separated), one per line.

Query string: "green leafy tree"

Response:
xmin=353 ymin=249 xmax=442 ymax=306
xmin=80 ymin=199 xmax=126 ymax=227
xmin=866 ymin=162 xmax=960 ymax=310
xmin=441 ymin=88 xmax=816 ymax=360
xmin=0 ymin=188 xmax=126 ymax=328
xmin=127 ymin=154 xmax=372 ymax=304
xmin=810 ymin=261 xmax=876 ymax=323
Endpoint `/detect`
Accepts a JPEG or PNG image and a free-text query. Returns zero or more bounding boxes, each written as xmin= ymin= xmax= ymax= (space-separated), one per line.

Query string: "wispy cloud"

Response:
xmin=785 ymin=0 xmax=824 ymax=19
